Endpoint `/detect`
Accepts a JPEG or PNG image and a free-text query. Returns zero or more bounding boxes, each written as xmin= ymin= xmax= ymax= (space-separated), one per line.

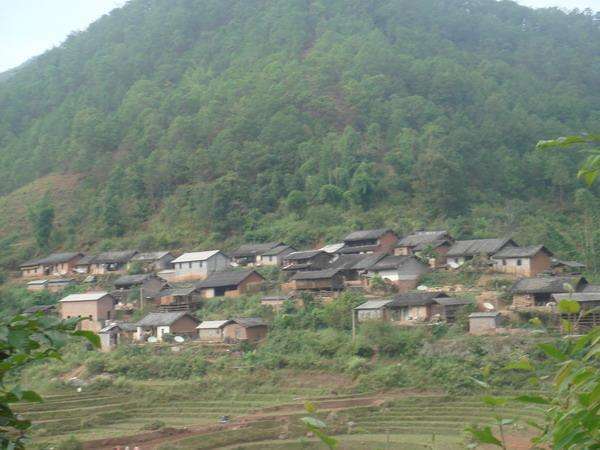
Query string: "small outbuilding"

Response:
xmin=197 ymin=320 xmax=232 ymax=342
xmin=222 ymin=318 xmax=268 ymax=343
xmin=99 ymin=322 xmax=137 ymax=351
xmin=130 ymin=251 xmax=175 ymax=272
xmin=231 ymin=242 xmax=285 ymax=266
xmin=511 ymin=276 xmax=588 ymax=309
xmin=195 ymin=270 xmax=265 ymax=298
xmin=469 ymin=312 xmax=502 ymax=335
xmin=281 ymin=250 xmax=332 ymax=273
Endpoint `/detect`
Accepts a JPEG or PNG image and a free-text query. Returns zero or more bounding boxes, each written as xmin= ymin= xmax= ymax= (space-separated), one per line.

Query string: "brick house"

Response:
xmin=340 ymin=229 xmax=399 ymax=255
xmin=195 ymin=270 xmax=265 ymax=298
xmin=58 ymin=291 xmax=116 ymax=333
xmin=20 ymin=252 xmax=83 ymax=278
xmin=130 ymin=251 xmax=175 ymax=272
xmin=446 ymin=238 xmax=517 ymax=267
xmin=511 ymin=276 xmax=588 ymax=309
xmin=394 ymin=230 xmax=453 ymax=267
xmin=469 ymin=312 xmax=502 ymax=335
xmin=136 ymin=311 xmax=200 ymax=341
xmin=230 ymin=242 xmax=284 ymax=266
xmin=197 ymin=320 xmax=232 ymax=342
xmin=362 ymin=255 xmax=429 ymax=292
xmin=88 ymin=251 xmax=139 ymax=275
xmin=256 ymin=244 xmax=296 ymax=266
xmin=281 ymin=250 xmax=332 ymax=273
xmin=170 ymin=250 xmax=231 ymax=281
xmin=491 ymin=245 xmax=553 ymax=277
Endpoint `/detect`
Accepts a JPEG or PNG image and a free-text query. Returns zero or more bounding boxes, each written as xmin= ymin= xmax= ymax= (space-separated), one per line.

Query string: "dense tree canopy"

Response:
xmin=0 ymin=0 xmax=598 ymax=269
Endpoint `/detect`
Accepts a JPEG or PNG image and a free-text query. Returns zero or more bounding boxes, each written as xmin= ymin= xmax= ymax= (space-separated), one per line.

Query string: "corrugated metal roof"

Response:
xmin=20 ymin=252 xmax=83 ymax=268
xmin=60 ymin=291 xmax=111 ymax=302
xmin=197 ymin=320 xmax=232 ymax=329
xmin=171 ymin=250 xmax=223 ymax=264
xmin=469 ymin=312 xmax=500 ymax=318
xmin=27 ymin=279 xmax=48 ymax=285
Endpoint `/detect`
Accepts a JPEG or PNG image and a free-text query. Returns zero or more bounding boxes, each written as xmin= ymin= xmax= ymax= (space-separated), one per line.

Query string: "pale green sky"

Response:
xmin=0 ymin=0 xmax=598 ymax=73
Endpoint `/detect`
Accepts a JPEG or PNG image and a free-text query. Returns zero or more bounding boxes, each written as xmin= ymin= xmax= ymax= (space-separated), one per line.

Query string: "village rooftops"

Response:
xmin=23 ymin=304 xmax=56 ymax=315
xmin=367 ymin=255 xmax=421 ymax=271
xmin=492 ymin=245 xmax=553 ymax=259
xmin=131 ymin=251 xmax=172 ymax=262
xmin=75 ymin=255 xmax=95 ymax=265
xmin=195 ymin=270 xmax=263 ymax=288
xmin=59 ymin=291 xmax=111 ymax=302
xmin=344 ymin=228 xmax=394 ymax=242
xmin=511 ymin=276 xmax=587 ymax=294
xmin=196 ymin=320 xmax=232 ymax=329
xmin=231 ymin=242 xmax=283 ymax=258
xmin=584 ymin=285 xmax=600 ymax=293
xmin=153 ymin=286 xmax=198 ymax=298
xmin=447 ymin=238 xmax=516 ymax=257
xmin=20 ymin=252 xmax=83 ymax=268
xmin=291 ymin=268 xmax=342 ymax=280
xmin=171 ymin=250 xmax=224 ymax=264
xmin=137 ymin=311 xmax=197 ymax=327
xmin=284 ymin=250 xmax=325 ymax=260
xmin=552 ymin=259 xmax=586 ymax=269
xmin=100 ymin=321 xmax=137 ymax=333
xmin=91 ymin=250 xmax=138 ymax=264
xmin=397 ymin=231 xmax=450 ymax=249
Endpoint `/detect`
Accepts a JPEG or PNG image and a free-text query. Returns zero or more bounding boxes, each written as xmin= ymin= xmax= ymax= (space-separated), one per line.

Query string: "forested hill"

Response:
xmin=0 ymin=0 xmax=599 ymax=270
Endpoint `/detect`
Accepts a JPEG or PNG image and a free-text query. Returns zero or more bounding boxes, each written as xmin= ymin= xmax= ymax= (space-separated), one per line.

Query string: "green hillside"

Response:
xmin=0 ymin=0 xmax=599 ymax=269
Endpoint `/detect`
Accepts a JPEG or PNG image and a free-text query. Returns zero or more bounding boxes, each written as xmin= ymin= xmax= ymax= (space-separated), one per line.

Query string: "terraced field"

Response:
xmin=19 ymin=386 xmax=544 ymax=449
xmin=159 ymin=395 xmax=543 ymax=449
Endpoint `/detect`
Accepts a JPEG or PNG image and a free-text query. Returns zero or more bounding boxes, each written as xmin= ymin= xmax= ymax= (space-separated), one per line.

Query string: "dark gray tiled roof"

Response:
xmin=195 ymin=270 xmax=263 ymax=288
xmin=20 ymin=252 xmax=82 ymax=267
xmin=391 ymin=292 xmax=451 ymax=307
xmin=447 ymin=238 xmax=515 ymax=257
xmin=284 ymin=250 xmax=324 ymax=260
xmin=398 ymin=231 xmax=449 ymax=247
xmin=511 ymin=276 xmax=586 ymax=294
xmin=261 ymin=245 xmax=294 ymax=256
xmin=92 ymin=250 xmax=138 ymax=264
xmin=232 ymin=317 xmax=267 ymax=328
xmin=231 ymin=242 xmax=283 ymax=258
xmin=344 ymin=229 xmax=394 ymax=242
xmin=137 ymin=311 xmax=198 ymax=327
xmin=493 ymin=245 xmax=551 ymax=259
xmin=291 ymin=268 xmax=342 ymax=280
xmin=114 ymin=274 xmax=152 ymax=287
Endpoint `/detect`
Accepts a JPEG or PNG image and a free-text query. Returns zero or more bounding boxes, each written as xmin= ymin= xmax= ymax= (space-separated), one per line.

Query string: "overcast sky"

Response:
xmin=0 ymin=0 xmax=598 ymax=73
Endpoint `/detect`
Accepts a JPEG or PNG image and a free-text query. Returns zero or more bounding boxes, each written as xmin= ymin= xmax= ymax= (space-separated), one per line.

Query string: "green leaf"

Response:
xmin=72 ymin=330 xmax=100 ymax=348
xmin=504 ymin=357 xmax=534 ymax=372
xmin=482 ymin=396 xmax=507 ymax=407
xmin=304 ymin=401 xmax=316 ymax=414
xmin=558 ymin=300 xmax=580 ymax=315
xmin=465 ymin=425 xmax=503 ymax=447
xmin=301 ymin=416 xmax=327 ymax=429
xmin=21 ymin=390 xmax=43 ymax=403
xmin=538 ymin=343 xmax=567 ymax=361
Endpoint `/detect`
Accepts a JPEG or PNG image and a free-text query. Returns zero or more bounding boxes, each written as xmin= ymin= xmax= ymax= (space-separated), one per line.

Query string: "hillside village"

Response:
xmin=15 ymin=228 xmax=600 ymax=352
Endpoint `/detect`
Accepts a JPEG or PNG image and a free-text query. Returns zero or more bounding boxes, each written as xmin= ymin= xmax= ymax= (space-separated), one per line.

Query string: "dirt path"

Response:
xmin=83 ymin=395 xmax=392 ymax=450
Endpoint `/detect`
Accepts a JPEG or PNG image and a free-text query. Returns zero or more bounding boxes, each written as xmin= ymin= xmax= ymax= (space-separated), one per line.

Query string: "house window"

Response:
xmin=502 ymin=259 xmax=506 ymax=266
xmin=199 ymin=261 xmax=204 ymax=267
xmin=188 ymin=262 xmax=192 ymax=269
xmin=517 ymin=259 xmax=522 ymax=266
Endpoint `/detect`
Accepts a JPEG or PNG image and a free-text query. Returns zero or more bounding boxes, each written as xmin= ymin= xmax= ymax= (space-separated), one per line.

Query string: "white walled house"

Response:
xmin=170 ymin=251 xmax=231 ymax=281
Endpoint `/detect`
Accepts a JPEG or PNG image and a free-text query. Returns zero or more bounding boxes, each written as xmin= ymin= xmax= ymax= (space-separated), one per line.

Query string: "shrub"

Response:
xmin=57 ymin=436 xmax=83 ymax=450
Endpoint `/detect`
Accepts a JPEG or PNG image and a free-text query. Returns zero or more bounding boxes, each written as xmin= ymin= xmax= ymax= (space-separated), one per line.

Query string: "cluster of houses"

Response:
xmin=18 ymin=228 xmax=600 ymax=349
